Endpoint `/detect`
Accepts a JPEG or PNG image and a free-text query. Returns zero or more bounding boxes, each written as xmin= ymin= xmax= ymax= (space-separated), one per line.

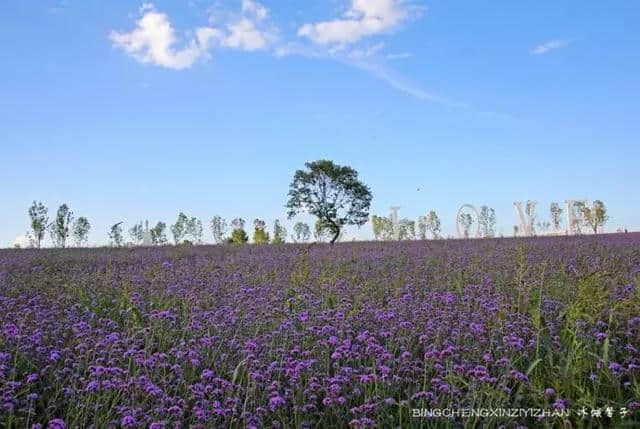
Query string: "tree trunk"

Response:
xmin=330 ymin=226 xmax=340 ymax=245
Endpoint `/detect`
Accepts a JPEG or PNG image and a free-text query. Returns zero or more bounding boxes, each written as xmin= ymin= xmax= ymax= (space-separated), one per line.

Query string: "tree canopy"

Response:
xmin=287 ymin=160 xmax=372 ymax=244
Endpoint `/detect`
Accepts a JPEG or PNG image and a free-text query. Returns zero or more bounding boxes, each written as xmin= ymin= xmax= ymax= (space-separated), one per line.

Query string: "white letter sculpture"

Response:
xmin=513 ymin=201 xmax=537 ymax=237
xmin=390 ymin=206 xmax=401 ymax=241
xmin=142 ymin=220 xmax=153 ymax=246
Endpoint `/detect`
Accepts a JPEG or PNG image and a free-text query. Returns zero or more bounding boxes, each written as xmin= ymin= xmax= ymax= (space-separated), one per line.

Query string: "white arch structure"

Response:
xmin=456 ymin=204 xmax=481 ymax=238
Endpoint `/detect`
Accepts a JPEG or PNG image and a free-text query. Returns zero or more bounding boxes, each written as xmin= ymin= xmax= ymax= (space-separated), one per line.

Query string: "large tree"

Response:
xmin=28 ymin=201 xmax=48 ymax=248
xmin=287 ymin=160 xmax=372 ymax=244
xmin=49 ymin=204 xmax=74 ymax=248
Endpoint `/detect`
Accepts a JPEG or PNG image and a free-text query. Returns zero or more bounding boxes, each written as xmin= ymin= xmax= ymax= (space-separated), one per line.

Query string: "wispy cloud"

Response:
xmin=386 ymin=52 xmax=413 ymax=61
xmin=350 ymin=59 xmax=468 ymax=108
xmin=531 ymin=39 xmax=570 ymax=55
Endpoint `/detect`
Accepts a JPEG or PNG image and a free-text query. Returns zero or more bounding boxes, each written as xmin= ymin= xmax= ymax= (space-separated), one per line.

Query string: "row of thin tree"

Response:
xmin=24 ymin=201 xmax=332 ymax=248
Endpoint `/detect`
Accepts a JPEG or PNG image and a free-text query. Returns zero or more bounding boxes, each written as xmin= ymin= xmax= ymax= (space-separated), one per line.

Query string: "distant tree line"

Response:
xmin=27 ymin=201 xmax=91 ymax=248
xmin=20 ymin=161 xmax=611 ymax=248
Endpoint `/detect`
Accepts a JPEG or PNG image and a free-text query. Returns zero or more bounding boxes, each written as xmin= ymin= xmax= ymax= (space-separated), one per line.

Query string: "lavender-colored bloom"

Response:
xmin=47 ymin=419 xmax=65 ymax=429
xmin=269 ymin=395 xmax=286 ymax=411
xmin=553 ymin=399 xmax=567 ymax=410
xmin=121 ymin=415 xmax=136 ymax=428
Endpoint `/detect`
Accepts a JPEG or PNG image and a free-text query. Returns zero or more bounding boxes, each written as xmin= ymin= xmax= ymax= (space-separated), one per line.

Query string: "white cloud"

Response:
xmin=110 ymin=2 xmax=275 ymax=69
xmin=242 ymin=0 xmax=268 ymax=21
xmin=531 ymin=40 xmax=569 ymax=55
xmin=108 ymin=2 xmax=472 ymax=110
xmin=298 ymin=0 xmax=411 ymax=46
xmin=110 ymin=4 xmax=221 ymax=69
xmin=222 ymin=15 xmax=276 ymax=51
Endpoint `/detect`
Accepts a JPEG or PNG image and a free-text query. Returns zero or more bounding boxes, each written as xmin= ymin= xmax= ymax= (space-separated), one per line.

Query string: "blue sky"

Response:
xmin=1 ymin=0 xmax=639 ymax=246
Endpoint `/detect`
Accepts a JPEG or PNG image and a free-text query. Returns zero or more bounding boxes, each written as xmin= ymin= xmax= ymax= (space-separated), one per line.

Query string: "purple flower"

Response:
xmin=269 ymin=395 xmax=286 ymax=411
xmin=349 ymin=418 xmax=377 ymax=428
xmin=47 ymin=419 xmax=65 ymax=429
xmin=3 ymin=323 xmax=19 ymax=340
xmin=121 ymin=415 xmax=136 ymax=428
xmin=609 ymin=362 xmax=623 ymax=373
xmin=544 ymin=388 xmax=555 ymax=397
xmin=470 ymin=322 xmax=484 ymax=335
xmin=553 ymin=399 xmax=567 ymax=410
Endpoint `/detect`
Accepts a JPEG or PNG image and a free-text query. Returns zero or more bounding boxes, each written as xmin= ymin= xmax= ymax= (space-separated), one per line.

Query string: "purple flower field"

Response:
xmin=2 ymin=235 xmax=640 ymax=428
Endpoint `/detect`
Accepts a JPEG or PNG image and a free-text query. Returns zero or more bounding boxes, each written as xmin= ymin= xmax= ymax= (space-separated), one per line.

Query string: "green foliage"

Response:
xmin=28 ymin=201 xmax=48 ymax=248
xmin=151 ymin=222 xmax=168 ymax=245
xmin=108 ymin=222 xmax=124 ymax=247
xmin=292 ymin=222 xmax=311 ymax=242
xmin=550 ymin=202 xmax=564 ymax=231
xmin=129 ymin=221 xmax=144 ymax=244
xmin=272 ymin=219 xmax=287 ymax=244
xmin=425 ymin=210 xmax=441 ymax=239
xmin=479 ymin=205 xmax=496 ymax=238
xmin=185 ymin=217 xmax=203 ymax=244
xmin=48 ymin=204 xmax=73 ymax=248
xmin=458 ymin=213 xmax=474 ymax=238
xmin=72 ymin=216 xmax=91 ymax=247
xmin=253 ymin=228 xmax=270 ymax=244
xmin=171 ymin=212 xmax=188 ymax=244
xmin=210 ymin=216 xmax=228 ymax=244
xmin=577 ymin=200 xmax=610 ymax=234
xmin=398 ymin=218 xmax=415 ymax=240
xmin=231 ymin=228 xmax=249 ymax=244
xmin=286 ymin=160 xmax=372 ymax=244
xmin=253 ymin=219 xmax=270 ymax=244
